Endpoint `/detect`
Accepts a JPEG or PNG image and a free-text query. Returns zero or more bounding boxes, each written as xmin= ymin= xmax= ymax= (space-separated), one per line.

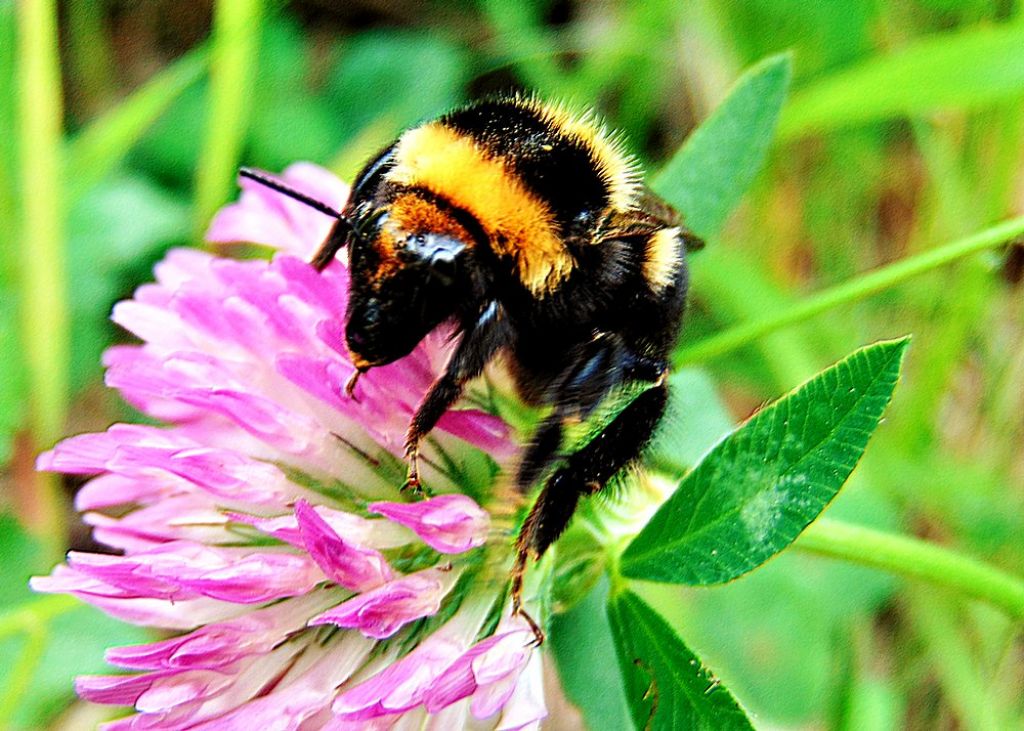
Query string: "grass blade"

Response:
xmin=0 ymin=1 xmax=23 ymax=465
xmin=780 ymin=23 xmax=1024 ymax=137
xmin=66 ymin=47 xmax=208 ymax=208
xmin=193 ymin=0 xmax=266 ymax=235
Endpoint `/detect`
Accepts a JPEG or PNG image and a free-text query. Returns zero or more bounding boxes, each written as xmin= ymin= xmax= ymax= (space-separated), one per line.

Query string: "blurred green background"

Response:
xmin=1 ymin=0 xmax=1023 ymax=728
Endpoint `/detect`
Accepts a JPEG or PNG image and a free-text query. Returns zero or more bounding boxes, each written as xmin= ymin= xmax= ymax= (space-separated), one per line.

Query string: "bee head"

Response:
xmin=237 ymin=168 xmax=480 ymax=371
xmin=344 ymin=210 xmax=470 ymax=368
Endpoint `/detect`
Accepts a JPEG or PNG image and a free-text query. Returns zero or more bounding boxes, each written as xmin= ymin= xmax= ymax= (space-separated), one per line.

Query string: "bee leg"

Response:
xmin=516 ymin=413 xmax=564 ymax=492
xmin=403 ymin=302 xmax=510 ymax=491
xmin=513 ymin=338 xmax=625 ymax=497
xmin=503 ymin=412 xmax=565 ymax=646
xmin=536 ymin=380 xmax=669 ymax=555
xmin=510 ymin=380 xmax=670 ymax=637
xmin=509 ymin=468 xmax=580 ymax=646
xmin=510 ymin=548 xmax=545 ymax=646
xmin=513 ymin=343 xmax=667 ymax=496
xmin=402 ymin=443 xmax=423 ymax=494
xmin=311 ymin=218 xmax=352 ymax=272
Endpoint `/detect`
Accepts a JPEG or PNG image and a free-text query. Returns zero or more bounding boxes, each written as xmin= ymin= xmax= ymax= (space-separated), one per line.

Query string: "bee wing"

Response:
xmin=597 ymin=187 xmax=705 ymax=252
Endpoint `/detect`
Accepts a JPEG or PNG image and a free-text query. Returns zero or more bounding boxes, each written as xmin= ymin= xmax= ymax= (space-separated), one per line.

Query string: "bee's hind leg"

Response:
xmin=509 ymin=380 xmax=670 ymax=644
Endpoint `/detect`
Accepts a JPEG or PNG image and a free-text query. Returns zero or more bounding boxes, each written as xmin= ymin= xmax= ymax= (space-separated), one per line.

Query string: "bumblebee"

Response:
xmin=240 ymin=96 xmax=700 ymax=640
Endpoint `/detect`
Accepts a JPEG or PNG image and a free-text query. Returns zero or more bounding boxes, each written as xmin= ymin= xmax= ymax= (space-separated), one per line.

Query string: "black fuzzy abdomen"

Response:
xmin=504 ymin=229 xmax=688 ymax=411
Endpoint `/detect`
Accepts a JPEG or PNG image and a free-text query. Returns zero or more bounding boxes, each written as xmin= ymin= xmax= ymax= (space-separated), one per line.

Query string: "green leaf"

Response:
xmin=779 ymin=23 xmax=1024 ymax=137
xmin=551 ymin=577 xmax=632 ymax=731
xmin=668 ymin=484 xmax=898 ymax=724
xmin=249 ymin=83 xmax=338 ymax=170
xmin=480 ymin=0 xmax=565 ymax=93
xmin=621 ymin=337 xmax=909 ymax=585
xmin=680 ymin=246 xmax=830 ymax=388
xmin=0 ymin=515 xmax=47 ymax=605
xmin=712 ymin=1 xmax=876 ymax=80
xmin=325 ymin=30 xmax=468 ymax=180
xmin=1 ymin=599 xmax=150 ymax=729
xmin=607 ymin=590 xmax=753 ymax=730
xmin=65 ymin=47 xmax=207 ymax=208
xmin=128 ymin=80 xmax=207 ymax=185
xmin=652 ymin=54 xmax=791 ymax=239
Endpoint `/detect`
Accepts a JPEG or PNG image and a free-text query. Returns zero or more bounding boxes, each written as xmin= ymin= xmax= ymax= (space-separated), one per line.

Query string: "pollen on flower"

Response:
xmin=31 ymin=163 xmax=547 ymax=730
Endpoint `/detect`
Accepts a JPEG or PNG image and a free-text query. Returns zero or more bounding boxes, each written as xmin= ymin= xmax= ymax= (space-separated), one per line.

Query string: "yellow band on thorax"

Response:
xmin=388 ymin=123 xmax=575 ymax=294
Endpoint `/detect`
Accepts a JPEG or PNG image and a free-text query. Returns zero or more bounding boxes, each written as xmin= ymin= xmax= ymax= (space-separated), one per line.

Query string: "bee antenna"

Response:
xmin=238 ymin=167 xmax=343 ymax=220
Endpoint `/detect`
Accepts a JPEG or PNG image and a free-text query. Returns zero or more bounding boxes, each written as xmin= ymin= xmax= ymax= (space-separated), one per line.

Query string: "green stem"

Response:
xmin=796 ymin=518 xmax=1024 ymax=621
xmin=0 ymin=594 xmax=80 ymax=640
xmin=17 ymin=0 xmax=68 ymax=560
xmin=0 ymin=624 xmax=49 ymax=726
xmin=676 ymin=216 xmax=1024 ymax=365
xmin=193 ymin=0 xmax=265 ymax=236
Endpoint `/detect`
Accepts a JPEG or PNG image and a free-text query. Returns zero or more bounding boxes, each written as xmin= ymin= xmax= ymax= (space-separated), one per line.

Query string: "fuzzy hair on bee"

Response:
xmin=239 ymin=95 xmax=701 ymax=642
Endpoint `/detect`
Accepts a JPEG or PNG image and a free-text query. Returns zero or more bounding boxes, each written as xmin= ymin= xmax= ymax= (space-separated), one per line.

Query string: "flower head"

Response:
xmin=33 ymin=164 xmax=546 ymax=730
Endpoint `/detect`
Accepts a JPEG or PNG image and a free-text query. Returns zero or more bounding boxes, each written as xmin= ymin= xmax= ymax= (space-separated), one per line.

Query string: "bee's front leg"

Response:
xmin=404 ymin=302 xmax=510 ymax=493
